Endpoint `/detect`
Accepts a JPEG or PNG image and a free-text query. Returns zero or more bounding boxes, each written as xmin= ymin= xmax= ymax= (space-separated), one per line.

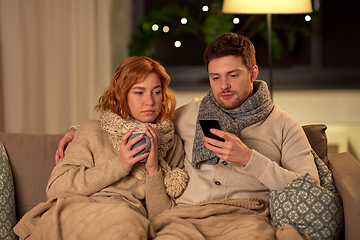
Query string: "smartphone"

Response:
xmin=199 ymin=119 xmax=225 ymax=142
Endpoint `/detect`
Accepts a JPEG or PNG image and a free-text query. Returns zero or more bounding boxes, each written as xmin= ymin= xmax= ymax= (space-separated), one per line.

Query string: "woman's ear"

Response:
xmin=250 ymin=65 xmax=259 ymax=82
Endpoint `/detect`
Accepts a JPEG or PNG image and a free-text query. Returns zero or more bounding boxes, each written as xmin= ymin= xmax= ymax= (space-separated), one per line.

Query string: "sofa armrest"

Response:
xmin=0 ymin=132 xmax=63 ymax=221
xmin=328 ymin=152 xmax=360 ymax=240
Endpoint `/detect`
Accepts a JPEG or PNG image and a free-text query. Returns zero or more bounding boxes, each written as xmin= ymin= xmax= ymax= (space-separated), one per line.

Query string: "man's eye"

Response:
xmin=230 ymin=74 xmax=238 ymax=78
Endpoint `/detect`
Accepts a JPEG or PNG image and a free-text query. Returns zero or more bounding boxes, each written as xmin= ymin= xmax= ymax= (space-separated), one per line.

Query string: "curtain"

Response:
xmin=0 ymin=43 xmax=3 ymax=132
xmin=0 ymin=0 xmax=114 ymax=134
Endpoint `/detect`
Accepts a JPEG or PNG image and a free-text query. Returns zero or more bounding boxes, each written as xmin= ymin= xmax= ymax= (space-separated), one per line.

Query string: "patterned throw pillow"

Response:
xmin=0 ymin=142 xmax=17 ymax=240
xmin=269 ymin=150 xmax=343 ymax=240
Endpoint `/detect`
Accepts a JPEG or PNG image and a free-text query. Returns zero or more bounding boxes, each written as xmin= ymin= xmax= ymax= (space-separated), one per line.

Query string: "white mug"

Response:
xmin=128 ymin=132 xmax=151 ymax=162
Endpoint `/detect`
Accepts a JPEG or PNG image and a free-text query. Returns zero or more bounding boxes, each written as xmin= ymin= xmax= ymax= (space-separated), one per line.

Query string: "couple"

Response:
xmin=14 ymin=33 xmax=319 ymax=239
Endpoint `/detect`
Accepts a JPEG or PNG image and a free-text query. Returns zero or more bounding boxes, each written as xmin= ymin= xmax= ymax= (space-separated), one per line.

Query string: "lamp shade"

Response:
xmin=222 ymin=0 xmax=313 ymax=14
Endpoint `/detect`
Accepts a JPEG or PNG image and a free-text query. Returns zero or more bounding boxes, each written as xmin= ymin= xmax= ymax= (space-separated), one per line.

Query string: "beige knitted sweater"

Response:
xmin=174 ymin=98 xmax=320 ymax=205
xmin=46 ymin=120 xmax=185 ymax=220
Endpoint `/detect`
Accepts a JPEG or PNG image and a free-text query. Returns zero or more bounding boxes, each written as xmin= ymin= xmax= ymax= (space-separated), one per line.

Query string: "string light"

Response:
xmin=152 ymin=24 xmax=159 ymax=31
xmin=163 ymin=26 xmax=170 ymax=33
xmin=202 ymin=5 xmax=209 ymax=12
xmin=305 ymin=15 xmax=311 ymax=21
xmin=174 ymin=40 xmax=181 ymax=48
xmin=233 ymin=17 xmax=240 ymax=24
xmin=181 ymin=18 xmax=188 ymax=24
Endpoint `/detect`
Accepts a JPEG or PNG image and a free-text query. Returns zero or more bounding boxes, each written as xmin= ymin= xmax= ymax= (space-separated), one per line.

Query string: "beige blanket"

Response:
xmin=152 ymin=198 xmax=312 ymax=240
xmin=13 ymin=195 xmax=155 ymax=240
xmin=14 ymin=196 xmax=311 ymax=240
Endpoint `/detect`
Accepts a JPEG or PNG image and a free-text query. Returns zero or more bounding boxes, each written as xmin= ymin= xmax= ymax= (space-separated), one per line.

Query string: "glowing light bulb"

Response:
xmin=181 ymin=18 xmax=187 ymax=24
xmin=233 ymin=17 xmax=240 ymax=24
xmin=202 ymin=5 xmax=209 ymax=12
xmin=152 ymin=24 xmax=159 ymax=31
xmin=305 ymin=15 xmax=311 ymax=22
xmin=174 ymin=41 xmax=181 ymax=48
xmin=163 ymin=26 xmax=170 ymax=33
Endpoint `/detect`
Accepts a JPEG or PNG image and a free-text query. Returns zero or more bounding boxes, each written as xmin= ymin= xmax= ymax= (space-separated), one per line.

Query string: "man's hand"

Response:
xmin=55 ymin=127 xmax=77 ymax=164
xmin=202 ymin=128 xmax=252 ymax=166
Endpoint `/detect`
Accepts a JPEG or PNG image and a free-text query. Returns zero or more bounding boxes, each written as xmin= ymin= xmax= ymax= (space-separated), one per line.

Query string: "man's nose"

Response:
xmin=221 ymin=78 xmax=230 ymax=91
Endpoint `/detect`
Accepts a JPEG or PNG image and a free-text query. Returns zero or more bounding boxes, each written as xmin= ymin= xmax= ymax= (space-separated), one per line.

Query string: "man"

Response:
xmin=56 ymin=33 xmax=319 ymax=239
xmin=170 ymin=33 xmax=319 ymax=206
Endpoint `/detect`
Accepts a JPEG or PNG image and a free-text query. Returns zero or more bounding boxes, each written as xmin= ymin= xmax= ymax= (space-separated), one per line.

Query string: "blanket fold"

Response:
xmin=152 ymin=198 xmax=312 ymax=240
xmin=14 ymin=195 xmax=155 ymax=240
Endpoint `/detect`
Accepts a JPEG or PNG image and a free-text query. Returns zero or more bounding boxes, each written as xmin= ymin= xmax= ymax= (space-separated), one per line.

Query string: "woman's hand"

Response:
xmin=144 ymin=123 xmax=159 ymax=175
xmin=118 ymin=124 xmax=159 ymax=174
xmin=119 ymin=129 xmax=148 ymax=172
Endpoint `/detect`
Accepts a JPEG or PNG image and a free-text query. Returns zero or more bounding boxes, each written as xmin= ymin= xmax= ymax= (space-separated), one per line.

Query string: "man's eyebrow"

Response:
xmin=208 ymin=72 xmax=219 ymax=76
xmin=209 ymin=69 xmax=241 ymax=75
xmin=227 ymin=69 xmax=241 ymax=74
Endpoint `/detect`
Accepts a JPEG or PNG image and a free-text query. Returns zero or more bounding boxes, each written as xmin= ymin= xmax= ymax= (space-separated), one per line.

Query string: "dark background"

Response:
xmin=129 ymin=0 xmax=360 ymax=90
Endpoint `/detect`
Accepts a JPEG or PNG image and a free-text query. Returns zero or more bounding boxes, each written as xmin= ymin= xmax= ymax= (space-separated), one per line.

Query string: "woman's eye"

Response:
xmin=134 ymin=92 xmax=143 ymax=95
xmin=154 ymin=90 xmax=162 ymax=95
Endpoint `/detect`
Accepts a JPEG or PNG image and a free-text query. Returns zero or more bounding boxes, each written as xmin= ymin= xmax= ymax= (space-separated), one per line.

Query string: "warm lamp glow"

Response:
xmin=221 ymin=0 xmax=313 ymax=101
xmin=222 ymin=0 xmax=313 ymax=14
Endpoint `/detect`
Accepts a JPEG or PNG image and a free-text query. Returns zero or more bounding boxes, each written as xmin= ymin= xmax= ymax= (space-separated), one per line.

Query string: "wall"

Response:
xmin=173 ymin=89 xmax=360 ymax=161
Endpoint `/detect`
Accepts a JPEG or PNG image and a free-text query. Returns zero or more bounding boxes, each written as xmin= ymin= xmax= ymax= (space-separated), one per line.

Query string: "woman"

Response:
xmin=14 ymin=56 xmax=188 ymax=240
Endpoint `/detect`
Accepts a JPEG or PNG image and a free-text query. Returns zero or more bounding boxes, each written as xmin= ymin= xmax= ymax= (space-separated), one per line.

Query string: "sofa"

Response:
xmin=0 ymin=124 xmax=359 ymax=240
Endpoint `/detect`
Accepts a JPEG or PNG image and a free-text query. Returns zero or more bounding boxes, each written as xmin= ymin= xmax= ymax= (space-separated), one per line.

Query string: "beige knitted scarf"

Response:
xmin=100 ymin=109 xmax=188 ymax=198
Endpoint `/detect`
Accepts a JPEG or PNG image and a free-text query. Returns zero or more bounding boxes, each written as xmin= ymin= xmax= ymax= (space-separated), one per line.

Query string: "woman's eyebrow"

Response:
xmin=130 ymin=85 xmax=162 ymax=90
xmin=152 ymin=85 xmax=162 ymax=90
xmin=131 ymin=86 xmax=145 ymax=90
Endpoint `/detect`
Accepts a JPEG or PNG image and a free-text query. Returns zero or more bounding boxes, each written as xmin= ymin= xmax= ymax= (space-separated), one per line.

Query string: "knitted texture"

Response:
xmin=192 ymin=80 xmax=274 ymax=168
xmin=0 ymin=142 xmax=17 ymax=240
xmin=100 ymin=110 xmax=188 ymax=198
xmin=270 ymin=150 xmax=343 ymax=240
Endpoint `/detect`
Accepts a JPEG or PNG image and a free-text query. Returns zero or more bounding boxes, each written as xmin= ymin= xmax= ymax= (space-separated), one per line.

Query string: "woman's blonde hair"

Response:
xmin=95 ymin=56 xmax=176 ymax=120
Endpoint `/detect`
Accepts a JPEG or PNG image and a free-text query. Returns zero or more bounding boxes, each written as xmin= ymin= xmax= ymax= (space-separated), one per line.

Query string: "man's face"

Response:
xmin=208 ymin=55 xmax=258 ymax=110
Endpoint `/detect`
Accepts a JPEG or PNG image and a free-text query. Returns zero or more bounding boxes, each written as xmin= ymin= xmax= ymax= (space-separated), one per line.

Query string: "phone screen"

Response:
xmin=199 ymin=119 xmax=225 ymax=142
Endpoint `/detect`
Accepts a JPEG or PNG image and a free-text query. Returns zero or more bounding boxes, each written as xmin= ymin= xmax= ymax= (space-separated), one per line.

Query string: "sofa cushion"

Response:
xmin=0 ymin=132 xmax=62 ymax=221
xmin=0 ymin=142 xmax=17 ymax=240
xmin=269 ymin=150 xmax=343 ymax=240
xmin=302 ymin=124 xmax=328 ymax=165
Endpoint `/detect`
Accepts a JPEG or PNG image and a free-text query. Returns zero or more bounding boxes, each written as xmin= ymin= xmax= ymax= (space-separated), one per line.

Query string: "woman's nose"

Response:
xmin=145 ymin=94 xmax=154 ymax=105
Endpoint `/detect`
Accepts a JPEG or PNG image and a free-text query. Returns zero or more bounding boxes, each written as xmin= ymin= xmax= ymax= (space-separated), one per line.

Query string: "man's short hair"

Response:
xmin=204 ymin=32 xmax=257 ymax=72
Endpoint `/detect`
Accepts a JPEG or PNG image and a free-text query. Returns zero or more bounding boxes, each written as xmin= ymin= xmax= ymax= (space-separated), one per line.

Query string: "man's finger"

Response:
xmin=55 ymin=150 xmax=62 ymax=164
xmin=55 ymin=151 xmax=59 ymax=164
xmin=203 ymin=136 xmax=223 ymax=149
xmin=209 ymin=128 xmax=228 ymax=140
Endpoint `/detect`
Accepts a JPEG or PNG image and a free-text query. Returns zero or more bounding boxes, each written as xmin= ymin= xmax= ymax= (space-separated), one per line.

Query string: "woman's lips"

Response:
xmin=143 ymin=110 xmax=155 ymax=114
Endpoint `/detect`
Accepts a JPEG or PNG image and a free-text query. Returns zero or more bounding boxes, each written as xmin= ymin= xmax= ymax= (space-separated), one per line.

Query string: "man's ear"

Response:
xmin=250 ymin=65 xmax=259 ymax=82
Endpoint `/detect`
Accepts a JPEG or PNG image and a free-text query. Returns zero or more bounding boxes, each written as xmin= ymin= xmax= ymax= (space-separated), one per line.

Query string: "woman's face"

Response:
xmin=127 ymin=72 xmax=163 ymax=123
